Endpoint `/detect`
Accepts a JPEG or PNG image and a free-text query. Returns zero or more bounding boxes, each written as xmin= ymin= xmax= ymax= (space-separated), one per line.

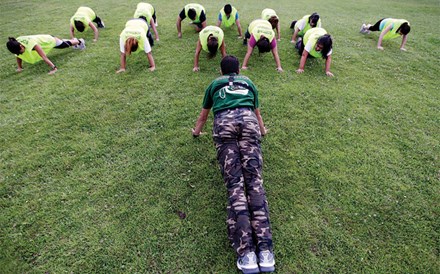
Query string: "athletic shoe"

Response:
xmin=78 ymin=38 xmax=86 ymax=50
xmin=259 ymin=250 xmax=275 ymax=272
xmin=237 ymin=252 xmax=259 ymax=274
xmin=97 ymin=20 xmax=105 ymax=28
xmin=360 ymin=23 xmax=370 ymax=34
xmin=243 ymin=38 xmax=248 ymax=46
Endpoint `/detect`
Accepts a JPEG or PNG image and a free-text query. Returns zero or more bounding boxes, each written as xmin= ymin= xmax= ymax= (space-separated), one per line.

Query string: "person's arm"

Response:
xmin=291 ymin=28 xmax=299 ymax=43
xmin=241 ymin=44 xmax=253 ymax=69
xmin=16 ymin=57 xmax=23 ymax=72
xmin=200 ymin=21 xmax=207 ymax=30
xmin=236 ymin=19 xmax=243 ymax=38
xmin=296 ymin=50 xmax=309 ymax=73
xmin=150 ymin=18 xmax=160 ymax=40
xmin=400 ymin=34 xmax=408 ymax=51
xmin=254 ymin=108 xmax=267 ymax=136
xmin=146 ymin=52 xmax=155 ymax=71
xmin=116 ymin=53 xmax=126 ymax=73
xmin=220 ymin=40 xmax=226 ymax=58
xmin=70 ymin=24 xmax=75 ymax=39
xmin=192 ymin=108 xmax=210 ymax=137
xmin=193 ymin=40 xmax=202 ymax=71
xmin=325 ymin=55 xmax=334 ymax=77
xmin=276 ymin=22 xmax=281 ymax=40
xmin=377 ymin=24 xmax=392 ymax=50
xmin=34 ymin=44 xmax=57 ymax=74
xmin=176 ymin=16 xmax=183 ymax=38
xmin=89 ymin=22 xmax=99 ymax=42
xmin=216 ymin=13 xmax=222 ymax=27
xmin=271 ymin=46 xmax=283 ymax=71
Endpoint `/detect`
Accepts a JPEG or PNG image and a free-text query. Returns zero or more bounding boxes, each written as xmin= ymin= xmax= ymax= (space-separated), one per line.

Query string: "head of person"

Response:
xmin=139 ymin=16 xmax=148 ymax=22
xmin=397 ymin=22 xmax=411 ymax=35
xmin=125 ymin=37 xmax=138 ymax=55
xmin=315 ymin=34 xmax=332 ymax=59
xmin=309 ymin=12 xmax=320 ymax=28
xmin=268 ymin=16 xmax=279 ymax=29
xmin=6 ymin=37 xmax=23 ymax=55
xmin=74 ymin=20 xmax=86 ymax=32
xmin=188 ymin=8 xmax=197 ymax=20
xmin=224 ymin=4 xmax=232 ymax=16
xmin=207 ymin=35 xmax=218 ymax=58
xmin=256 ymin=37 xmax=271 ymax=53
xmin=220 ymin=55 xmax=239 ymax=75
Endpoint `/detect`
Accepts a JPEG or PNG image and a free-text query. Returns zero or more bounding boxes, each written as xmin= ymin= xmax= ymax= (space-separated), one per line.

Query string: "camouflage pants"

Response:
xmin=213 ymin=108 xmax=273 ymax=256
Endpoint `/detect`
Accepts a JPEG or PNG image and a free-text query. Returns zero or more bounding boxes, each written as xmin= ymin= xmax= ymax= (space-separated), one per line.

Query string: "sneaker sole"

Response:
xmin=260 ymin=265 xmax=275 ymax=272
xmin=237 ymin=262 xmax=259 ymax=274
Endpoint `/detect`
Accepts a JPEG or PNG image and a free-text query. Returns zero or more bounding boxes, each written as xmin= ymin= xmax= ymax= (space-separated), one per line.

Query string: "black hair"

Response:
xmin=220 ymin=55 xmax=239 ymax=74
xmin=188 ymin=8 xmax=196 ymax=20
xmin=207 ymin=36 xmax=218 ymax=59
xmin=309 ymin=12 xmax=320 ymax=27
xmin=139 ymin=16 xmax=148 ymax=22
xmin=74 ymin=20 xmax=86 ymax=32
xmin=268 ymin=16 xmax=279 ymax=29
xmin=397 ymin=22 xmax=411 ymax=35
xmin=316 ymin=34 xmax=332 ymax=59
xmin=290 ymin=20 xmax=297 ymax=29
xmin=256 ymin=37 xmax=271 ymax=53
xmin=6 ymin=37 xmax=21 ymax=55
xmin=224 ymin=4 xmax=232 ymax=14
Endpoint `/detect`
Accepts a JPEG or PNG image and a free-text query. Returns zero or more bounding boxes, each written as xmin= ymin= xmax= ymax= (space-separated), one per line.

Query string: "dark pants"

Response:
xmin=368 ymin=18 xmax=385 ymax=31
xmin=213 ymin=108 xmax=273 ymax=256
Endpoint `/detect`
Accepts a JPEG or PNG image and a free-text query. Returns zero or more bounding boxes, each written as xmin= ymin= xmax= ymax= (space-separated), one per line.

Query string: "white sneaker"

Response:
xmin=78 ymin=38 xmax=86 ymax=50
xmin=259 ymin=250 xmax=275 ymax=272
xmin=237 ymin=252 xmax=259 ymax=274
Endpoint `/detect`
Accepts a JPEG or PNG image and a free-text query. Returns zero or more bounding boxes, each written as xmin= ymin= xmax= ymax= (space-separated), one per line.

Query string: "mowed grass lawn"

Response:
xmin=1 ymin=0 xmax=439 ymax=272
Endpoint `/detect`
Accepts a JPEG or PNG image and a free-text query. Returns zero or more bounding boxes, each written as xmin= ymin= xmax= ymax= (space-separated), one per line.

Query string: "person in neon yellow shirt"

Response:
xmin=176 ymin=3 xmax=207 ymax=38
xmin=193 ymin=26 xmax=227 ymax=72
xmin=6 ymin=35 xmax=83 ymax=75
xmin=133 ymin=2 xmax=159 ymax=43
xmin=70 ymin=6 xmax=105 ymax=42
xmin=117 ymin=19 xmax=155 ymax=73
xmin=360 ymin=18 xmax=410 ymax=51
xmin=216 ymin=4 xmax=243 ymax=38
xmin=290 ymin=13 xmax=321 ymax=43
xmin=242 ymin=19 xmax=283 ymax=72
xmin=261 ymin=8 xmax=281 ymax=41
xmin=295 ymin=28 xmax=334 ymax=76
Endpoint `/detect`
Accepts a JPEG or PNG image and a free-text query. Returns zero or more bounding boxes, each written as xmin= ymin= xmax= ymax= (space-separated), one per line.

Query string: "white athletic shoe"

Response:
xmin=78 ymin=38 xmax=86 ymax=50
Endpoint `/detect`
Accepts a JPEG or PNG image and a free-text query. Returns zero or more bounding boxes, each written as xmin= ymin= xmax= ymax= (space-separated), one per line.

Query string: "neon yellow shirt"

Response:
xmin=120 ymin=19 xmax=149 ymax=54
xmin=219 ymin=6 xmax=237 ymax=28
xmin=261 ymin=8 xmax=278 ymax=21
xmin=16 ymin=35 xmax=56 ymax=64
xmin=295 ymin=14 xmax=322 ymax=37
xmin=304 ymin=28 xmax=328 ymax=58
xmin=133 ymin=2 xmax=155 ymax=22
xmin=380 ymin=18 xmax=409 ymax=40
xmin=249 ymin=19 xmax=275 ymax=42
xmin=184 ymin=3 xmax=205 ymax=23
xmin=70 ymin=7 xmax=96 ymax=32
xmin=199 ymin=26 xmax=224 ymax=52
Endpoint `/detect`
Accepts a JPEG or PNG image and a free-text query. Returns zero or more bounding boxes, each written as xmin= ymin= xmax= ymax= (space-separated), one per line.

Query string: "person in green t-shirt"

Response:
xmin=192 ymin=55 xmax=275 ymax=274
xmin=6 ymin=35 xmax=83 ymax=75
xmin=70 ymin=6 xmax=105 ymax=42
xmin=360 ymin=18 xmax=410 ymax=51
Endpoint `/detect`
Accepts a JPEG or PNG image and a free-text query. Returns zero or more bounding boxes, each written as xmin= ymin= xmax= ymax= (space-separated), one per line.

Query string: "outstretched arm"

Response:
xmin=325 ymin=55 xmax=334 ymax=77
xmin=254 ymin=108 xmax=267 ymax=136
xmin=146 ymin=52 xmax=155 ymax=71
xmin=176 ymin=16 xmax=183 ymax=38
xmin=400 ymin=34 xmax=408 ymax=51
xmin=150 ymin=18 xmax=160 ymax=40
xmin=296 ymin=50 xmax=309 ymax=73
xmin=34 ymin=44 xmax=57 ymax=74
xmin=236 ymin=19 xmax=243 ymax=38
xmin=70 ymin=24 xmax=75 ymax=39
xmin=377 ymin=24 xmax=392 ymax=50
xmin=291 ymin=28 xmax=299 ymax=43
xmin=192 ymin=108 xmax=210 ymax=137
xmin=220 ymin=40 xmax=227 ymax=58
xmin=276 ymin=22 xmax=281 ymax=40
xmin=116 ymin=52 xmax=126 ymax=73
xmin=241 ymin=45 xmax=253 ymax=69
xmin=89 ymin=22 xmax=99 ymax=42
xmin=271 ymin=46 xmax=283 ymax=71
xmin=16 ymin=57 xmax=23 ymax=72
xmin=193 ymin=40 xmax=202 ymax=71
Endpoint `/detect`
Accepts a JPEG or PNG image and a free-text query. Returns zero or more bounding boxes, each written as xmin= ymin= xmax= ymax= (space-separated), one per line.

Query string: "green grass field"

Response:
xmin=1 ymin=0 xmax=439 ymax=272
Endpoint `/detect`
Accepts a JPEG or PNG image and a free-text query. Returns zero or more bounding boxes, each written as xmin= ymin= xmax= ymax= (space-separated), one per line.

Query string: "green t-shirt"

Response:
xmin=202 ymin=74 xmax=259 ymax=114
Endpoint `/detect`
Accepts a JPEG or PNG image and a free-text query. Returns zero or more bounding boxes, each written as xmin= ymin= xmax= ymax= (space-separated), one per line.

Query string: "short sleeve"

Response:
xmin=179 ymin=9 xmax=186 ymax=19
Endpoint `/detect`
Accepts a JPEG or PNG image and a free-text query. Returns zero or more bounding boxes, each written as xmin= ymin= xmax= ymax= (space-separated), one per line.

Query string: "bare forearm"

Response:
xmin=254 ymin=108 xmax=266 ymax=136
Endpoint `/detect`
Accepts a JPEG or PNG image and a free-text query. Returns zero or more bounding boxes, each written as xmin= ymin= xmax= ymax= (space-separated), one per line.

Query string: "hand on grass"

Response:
xmin=16 ymin=67 xmax=23 ymax=73
xmin=178 ymin=32 xmax=182 ymax=38
xmin=377 ymin=46 xmax=384 ymax=50
xmin=192 ymin=128 xmax=206 ymax=137
xmin=149 ymin=66 xmax=156 ymax=72
xmin=400 ymin=47 xmax=407 ymax=51
xmin=193 ymin=67 xmax=200 ymax=72
xmin=116 ymin=68 xmax=126 ymax=73
xmin=276 ymin=67 xmax=283 ymax=72
xmin=241 ymin=66 xmax=248 ymax=70
xmin=326 ymin=71 xmax=334 ymax=77
xmin=48 ymin=67 xmax=58 ymax=75
xmin=296 ymin=68 xmax=304 ymax=74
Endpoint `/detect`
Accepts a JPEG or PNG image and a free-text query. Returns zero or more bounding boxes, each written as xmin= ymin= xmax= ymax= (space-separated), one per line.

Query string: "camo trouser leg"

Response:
xmin=213 ymin=108 xmax=273 ymax=256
